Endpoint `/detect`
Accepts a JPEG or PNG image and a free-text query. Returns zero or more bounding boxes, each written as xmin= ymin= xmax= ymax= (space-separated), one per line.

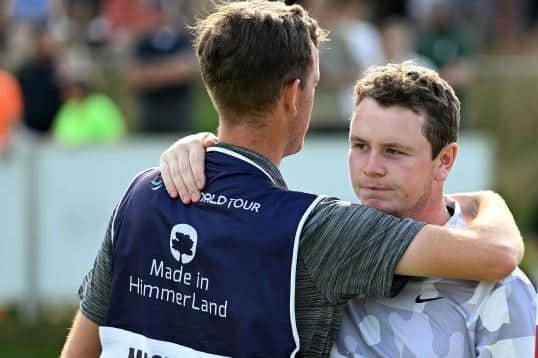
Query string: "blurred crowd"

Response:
xmin=0 ymin=0 xmax=202 ymax=152
xmin=1 ymin=0 xmax=538 ymax=150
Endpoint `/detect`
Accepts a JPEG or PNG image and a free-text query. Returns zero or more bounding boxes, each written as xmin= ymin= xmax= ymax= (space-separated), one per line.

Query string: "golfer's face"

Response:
xmin=347 ymin=98 xmax=436 ymax=217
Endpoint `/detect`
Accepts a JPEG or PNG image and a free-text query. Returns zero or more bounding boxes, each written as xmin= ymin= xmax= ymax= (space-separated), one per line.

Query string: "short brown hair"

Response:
xmin=354 ymin=61 xmax=460 ymax=158
xmin=194 ymin=0 xmax=327 ymax=121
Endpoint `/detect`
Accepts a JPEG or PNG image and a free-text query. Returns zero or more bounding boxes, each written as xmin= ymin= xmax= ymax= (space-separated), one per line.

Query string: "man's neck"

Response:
xmin=402 ymin=191 xmax=452 ymax=226
xmin=217 ymin=116 xmax=287 ymax=167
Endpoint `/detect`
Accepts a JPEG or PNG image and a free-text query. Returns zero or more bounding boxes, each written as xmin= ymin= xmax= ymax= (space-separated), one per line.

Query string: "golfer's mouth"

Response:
xmin=360 ymin=186 xmax=392 ymax=192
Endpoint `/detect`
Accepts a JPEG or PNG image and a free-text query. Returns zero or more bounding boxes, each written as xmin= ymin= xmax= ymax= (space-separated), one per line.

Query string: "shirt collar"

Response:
xmin=445 ymin=199 xmax=465 ymax=228
xmin=214 ymin=142 xmax=287 ymax=189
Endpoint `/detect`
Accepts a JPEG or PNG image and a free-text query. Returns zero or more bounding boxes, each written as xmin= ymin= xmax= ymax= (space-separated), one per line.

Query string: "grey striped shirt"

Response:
xmin=78 ymin=143 xmax=425 ymax=357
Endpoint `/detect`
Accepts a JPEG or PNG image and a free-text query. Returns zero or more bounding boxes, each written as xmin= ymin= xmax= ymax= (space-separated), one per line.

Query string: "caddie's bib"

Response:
xmin=100 ymin=146 xmax=321 ymax=357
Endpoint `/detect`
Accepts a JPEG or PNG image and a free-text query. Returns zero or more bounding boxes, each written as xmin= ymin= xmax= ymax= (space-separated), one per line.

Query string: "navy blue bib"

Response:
xmin=100 ymin=147 xmax=319 ymax=357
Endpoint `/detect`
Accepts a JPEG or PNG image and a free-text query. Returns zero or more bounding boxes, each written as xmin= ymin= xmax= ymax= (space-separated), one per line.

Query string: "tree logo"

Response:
xmin=170 ymin=224 xmax=197 ymax=265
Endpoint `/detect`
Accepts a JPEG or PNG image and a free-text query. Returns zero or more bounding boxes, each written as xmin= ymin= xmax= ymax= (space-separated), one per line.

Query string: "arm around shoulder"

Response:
xmin=61 ymin=310 xmax=100 ymax=358
xmin=396 ymin=191 xmax=523 ymax=282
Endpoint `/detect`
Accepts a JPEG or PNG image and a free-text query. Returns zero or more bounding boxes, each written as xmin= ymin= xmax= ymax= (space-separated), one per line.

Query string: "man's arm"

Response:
xmin=157 ymin=134 xmax=524 ymax=283
xmin=396 ymin=191 xmax=523 ymax=282
xmin=60 ymin=311 xmax=100 ymax=358
xmin=299 ymin=198 xmax=425 ymax=302
xmin=61 ymin=213 xmax=114 ymax=356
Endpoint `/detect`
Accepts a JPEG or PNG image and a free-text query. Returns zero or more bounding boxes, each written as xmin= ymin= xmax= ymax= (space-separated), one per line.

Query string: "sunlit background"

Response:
xmin=1 ymin=0 xmax=537 ymax=356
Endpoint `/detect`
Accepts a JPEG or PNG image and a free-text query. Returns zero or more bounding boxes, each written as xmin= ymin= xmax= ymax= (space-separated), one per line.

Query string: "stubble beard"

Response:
xmin=393 ymin=178 xmax=434 ymax=220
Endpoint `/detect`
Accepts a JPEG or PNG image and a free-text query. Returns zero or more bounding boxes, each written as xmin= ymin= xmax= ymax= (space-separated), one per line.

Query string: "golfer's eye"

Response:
xmin=385 ymin=148 xmax=403 ymax=156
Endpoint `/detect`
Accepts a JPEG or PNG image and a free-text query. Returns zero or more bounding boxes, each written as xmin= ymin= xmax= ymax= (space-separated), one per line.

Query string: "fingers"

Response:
xmin=177 ymin=150 xmax=200 ymax=203
xmin=159 ymin=155 xmax=178 ymax=199
xmin=162 ymin=154 xmax=191 ymax=204
xmin=190 ymin=141 xmax=207 ymax=191
xmin=159 ymin=132 xmax=214 ymax=203
xmin=186 ymin=133 xmax=215 ymax=199
xmin=202 ymin=133 xmax=218 ymax=147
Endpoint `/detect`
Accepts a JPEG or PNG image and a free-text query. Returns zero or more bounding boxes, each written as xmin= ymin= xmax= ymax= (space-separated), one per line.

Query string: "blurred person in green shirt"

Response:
xmin=53 ymin=84 xmax=126 ymax=146
xmin=53 ymin=49 xmax=126 ymax=146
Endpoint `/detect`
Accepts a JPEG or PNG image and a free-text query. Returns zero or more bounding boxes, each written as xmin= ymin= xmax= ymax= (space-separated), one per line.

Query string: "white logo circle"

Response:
xmin=169 ymin=224 xmax=197 ymax=265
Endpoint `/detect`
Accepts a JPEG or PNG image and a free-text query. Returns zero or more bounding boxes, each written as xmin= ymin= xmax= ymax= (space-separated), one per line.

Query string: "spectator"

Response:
xmin=493 ymin=0 xmax=527 ymax=42
xmin=52 ymin=48 xmax=126 ymax=146
xmin=313 ymin=0 xmax=385 ymax=125
xmin=102 ymin=0 xmax=165 ymax=34
xmin=382 ymin=17 xmax=435 ymax=69
xmin=0 ymin=2 xmax=7 ymax=53
xmin=0 ymin=69 xmax=23 ymax=153
xmin=16 ymin=25 xmax=62 ymax=135
xmin=310 ymin=0 xmax=360 ymax=127
xmin=336 ymin=0 xmax=385 ymax=71
xmin=8 ymin=0 xmax=51 ymax=22
xmin=126 ymin=0 xmax=196 ymax=133
xmin=414 ymin=0 xmax=474 ymax=127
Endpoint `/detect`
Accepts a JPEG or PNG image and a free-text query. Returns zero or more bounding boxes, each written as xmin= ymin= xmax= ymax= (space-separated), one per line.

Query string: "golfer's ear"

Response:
xmin=434 ymin=143 xmax=458 ymax=182
xmin=283 ymin=79 xmax=301 ymax=117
